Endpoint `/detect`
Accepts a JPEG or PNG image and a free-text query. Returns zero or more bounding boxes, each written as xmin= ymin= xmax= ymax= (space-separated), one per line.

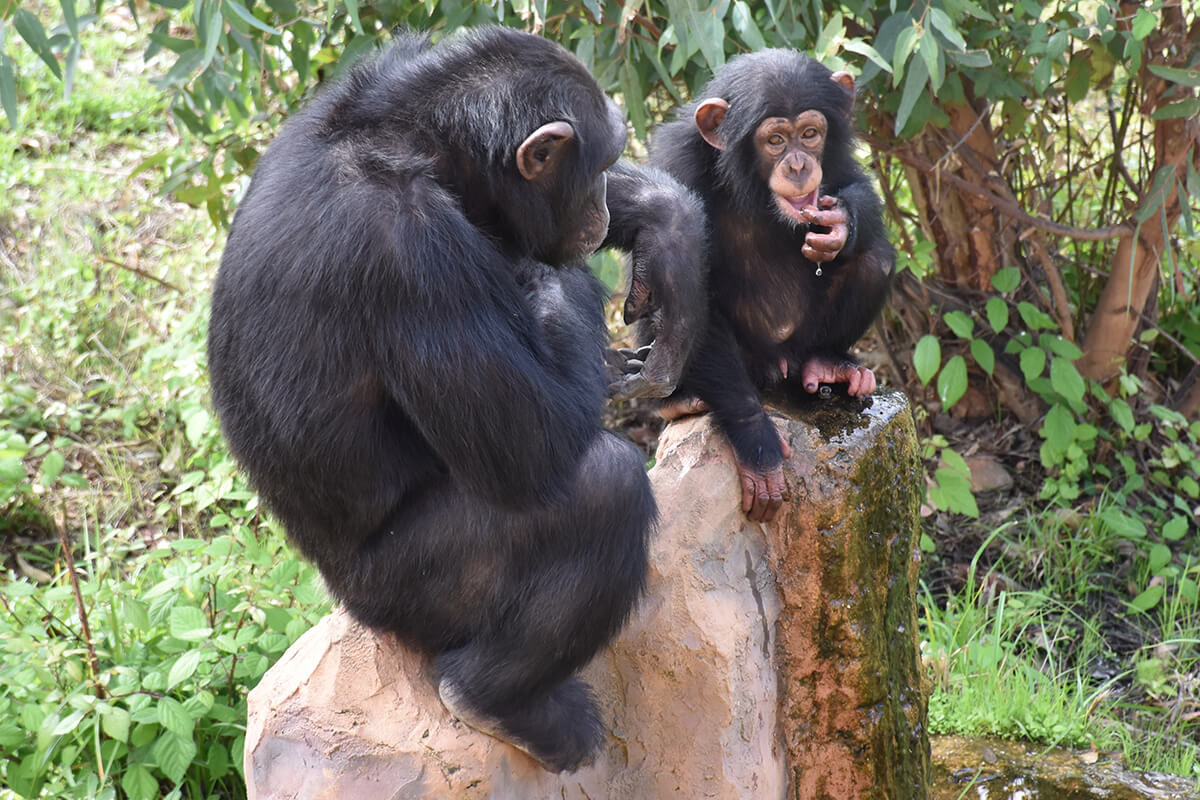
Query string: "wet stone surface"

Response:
xmin=931 ymin=737 xmax=1199 ymax=800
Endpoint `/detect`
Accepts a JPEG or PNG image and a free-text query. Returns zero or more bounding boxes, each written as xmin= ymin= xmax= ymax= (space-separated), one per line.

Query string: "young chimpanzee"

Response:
xmin=650 ymin=49 xmax=895 ymax=523
xmin=208 ymin=27 xmax=703 ymax=773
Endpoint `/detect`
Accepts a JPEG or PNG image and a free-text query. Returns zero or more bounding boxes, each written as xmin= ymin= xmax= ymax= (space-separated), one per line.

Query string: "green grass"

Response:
xmin=921 ymin=507 xmax=1200 ymax=785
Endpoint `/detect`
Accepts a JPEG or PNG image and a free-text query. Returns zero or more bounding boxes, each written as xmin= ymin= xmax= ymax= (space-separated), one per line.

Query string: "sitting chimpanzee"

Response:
xmin=207 ymin=27 xmax=705 ymax=773
xmin=649 ymin=49 xmax=896 ymax=523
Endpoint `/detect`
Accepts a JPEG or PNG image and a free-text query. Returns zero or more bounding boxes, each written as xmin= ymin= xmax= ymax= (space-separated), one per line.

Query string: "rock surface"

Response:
xmin=244 ymin=389 xmax=927 ymax=800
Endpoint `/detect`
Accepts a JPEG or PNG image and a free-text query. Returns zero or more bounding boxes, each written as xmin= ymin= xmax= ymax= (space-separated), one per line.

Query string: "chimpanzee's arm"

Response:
xmin=602 ymin=160 xmax=708 ymax=400
xmin=375 ymin=181 xmax=607 ymax=509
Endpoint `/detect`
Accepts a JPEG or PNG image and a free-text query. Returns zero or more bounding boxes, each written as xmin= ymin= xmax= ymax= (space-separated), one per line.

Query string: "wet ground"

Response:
xmin=931 ymin=737 xmax=1199 ymax=800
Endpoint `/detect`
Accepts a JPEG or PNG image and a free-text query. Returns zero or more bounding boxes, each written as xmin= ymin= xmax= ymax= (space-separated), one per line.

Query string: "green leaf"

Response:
xmin=944 ymin=310 xmax=974 ymax=339
xmin=1041 ymin=404 xmax=1075 ymax=455
xmin=1019 ymin=346 xmax=1046 ymax=381
xmin=38 ymin=450 xmax=65 ymax=487
xmin=169 ymin=606 xmax=213 ymax=641
xmin=1098 ymin=507 xmax=1147 ymax=538
xmin=937 ymin=355 xmax=968 ymax=410
xmin=842 ymin=40 xmax=891 ymax=73
xmin=918 ymin=30 xmax=941 ymax=93
xmin=895 ymin=54 xmax=929 ymax=135
xmin=1041 ymin=335 xmax=1084 ymax=360
xmin=1110 ymin=398 xmax=1134 ymax=432
xmin=167 ymin=650 xmax=202 ymax=690
xmin=224 ymin=0 xmax=281 ymax=35
xmin=1147 ymin=64 xmax=1200 ymax=87
xmin=101 ymin=706 xmax=130 ymax=742
xmin=1129 ymin=583 xmax=1163 ymax=613
xmin=1131 ymin=7 xmax=1157 ymax=41
xmin=121 ymin=764 xmax=158 ymax=800
xmin=991 ymin=266 xmax=1020 ymax=293
xmin=1017 ymin=301 xmax=1056 ymax=330
xmin=913 ymin=335 xmax=941 ymax=386
xmin=153 ymin=730 xmax=197 ymax=784
xmin=1152 ymin=98 xmax=1200 ymax=121
xmin=14 ymin=10 xmax=63 ymax=80
xmin=0 ymin=54 xmax=17 ymax=129
xmin=731 ymin=1 xmax=765 ymax=51
xmin=1162 ymin=515 xmax=1188 ymax=541
xmin=970 ymin=339 xmax=994 ymax=376
xmin=1049 ymin=356 xmax=1085 ymax=406
xmin=985 ymin=297 xmax=1008 ymax=333
xmin=1148 ymin=543 xmax=1172 ymax=573
xmin=156 ymin=697 xmax=194 ymax=739
xmin=927 ymin=7 xmax=967 ymax=51
xmin=344 ymin=0 xmax=363 ymax=34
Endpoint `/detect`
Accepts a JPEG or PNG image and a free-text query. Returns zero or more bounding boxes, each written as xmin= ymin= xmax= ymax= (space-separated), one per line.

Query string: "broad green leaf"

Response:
xmin=1017 ymin=301 xmax=1056 ymax=330
xmin=38 ymin=451 xmax=65 ymax=487
xmin=1129 ymin=583 xmax=1163 ymax=613
xmin=893 ymin=22 xmax=918 ymax=84
xmin=153 ymin=730 xmax=197 ymax=784
xmin=1019 ymin=346 xmax=1046 ymax=381
xmin=167 ymin=650 xmax=202 ymax=690
xmin=1109 ymin=398 xmax=1134 ymax=432
xmin=937 ymin=355 xmax=968 ymax=409
xmin=1040 ymin=335 xmax=1084 ymax=359
xmin=986 ymin=297 xmax=1008 ymax=332
xmin=944 ymin=310 xmax=974 ymax=339
xmin=918 ymin=29 xmax=941 ymax=93
xmin=1098 ymin=507 xmax=1147 ymax=538
xmin=1162 ymin=515 xmax=1189 ymax=541
xmin=1049 ymin=357 xmax=1085 ymax=406
xmin=913 ymin=335 xmax=941 ymax=386
xmin=1148 ymin=543 xmax=1172 ymax=573
xmin=1041 ymin=404 xmax=1075 ymax=454
xmin=842 ymin=40 xmax=891 ymax=73
xmin=52 ymin=709 xmax=85 ymax=736
xmin=156 ymin=697 xmax=194 ymax=739
xmin=101 ymin=706 xmax=130 ymax=742
xmin=970 ymin=339 xmax=994 ymax=376
xmin=121 ymin=764 xmax=158 ymax=800
xmin=169 ymin=606 xmax=213 ymax=641
xmin=1131 ymin=7 xmax=1157 ymax=41
xmin=991 ymin=266 xmax=1020 ymax=293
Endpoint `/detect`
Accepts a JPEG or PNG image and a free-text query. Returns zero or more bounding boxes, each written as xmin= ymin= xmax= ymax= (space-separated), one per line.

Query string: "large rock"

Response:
xmin=245 ymin=389 xmax=928 ymax=800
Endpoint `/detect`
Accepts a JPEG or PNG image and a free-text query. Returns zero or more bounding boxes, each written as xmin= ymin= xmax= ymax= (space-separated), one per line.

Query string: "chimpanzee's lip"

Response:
xmin=777 ymin=190 xmax=820 ymax=223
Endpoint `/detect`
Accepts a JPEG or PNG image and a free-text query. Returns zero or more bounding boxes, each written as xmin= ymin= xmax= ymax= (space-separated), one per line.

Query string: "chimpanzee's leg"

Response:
xmin=330 ymin=430 xmax=654 ymax=772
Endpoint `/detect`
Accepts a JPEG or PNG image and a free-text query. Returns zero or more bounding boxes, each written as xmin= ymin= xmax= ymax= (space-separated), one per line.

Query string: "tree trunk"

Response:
xmin=1078 ymin=4 xmax=1200 ymax=383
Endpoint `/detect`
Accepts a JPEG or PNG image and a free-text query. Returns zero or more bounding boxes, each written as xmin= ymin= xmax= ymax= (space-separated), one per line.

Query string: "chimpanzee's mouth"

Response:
xmin=776 ymin=189 xmax=820 ymax=224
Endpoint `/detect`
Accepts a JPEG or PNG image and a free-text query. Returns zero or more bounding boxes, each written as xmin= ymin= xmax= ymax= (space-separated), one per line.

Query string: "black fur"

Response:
xmin=650 ymin=49 xmax=895 ymax=475
xmin=208 ymin=26 xmax=661 ymax=773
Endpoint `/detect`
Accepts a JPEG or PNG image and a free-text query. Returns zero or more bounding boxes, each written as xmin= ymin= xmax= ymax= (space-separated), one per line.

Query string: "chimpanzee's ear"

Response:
xmin=517 ymin=121 xmax=576 ymax=182
xmin=830 ymin=71 xmax=856 ymax=111
xmin=694 ymin=99 xmax=730 ymax=151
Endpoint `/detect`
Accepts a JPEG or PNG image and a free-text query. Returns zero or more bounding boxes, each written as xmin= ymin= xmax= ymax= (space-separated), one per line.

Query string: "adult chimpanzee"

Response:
xmin=208 ymin=27 xmax=703 ymax=773
xmin=650 ymin=49 xmax=895 ymax=523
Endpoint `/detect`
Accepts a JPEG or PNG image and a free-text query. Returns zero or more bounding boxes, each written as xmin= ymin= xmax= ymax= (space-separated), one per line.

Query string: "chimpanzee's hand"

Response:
xmin=736 ymin=434 xmax=791 ymax=522
xmin=800 ymin=195 xmax=848 ymax=263
xmin=606 ymin=345 xmax=677 ymax=401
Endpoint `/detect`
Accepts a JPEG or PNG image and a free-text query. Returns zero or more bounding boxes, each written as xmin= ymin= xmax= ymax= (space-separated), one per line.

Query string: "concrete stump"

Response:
xmin=245 ymin=388 xmax=929 ymax=800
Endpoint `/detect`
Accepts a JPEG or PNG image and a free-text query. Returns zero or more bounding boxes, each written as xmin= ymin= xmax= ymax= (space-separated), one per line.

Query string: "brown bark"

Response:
xmin=1079 ymin=4 xmax=1200 ymax=383
xmin=900 ymin=100 xmax=1009 ymax=291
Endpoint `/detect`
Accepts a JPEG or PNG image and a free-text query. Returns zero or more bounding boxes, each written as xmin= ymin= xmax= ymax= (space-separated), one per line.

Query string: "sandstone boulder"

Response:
xmin=245 ymin=389 xmax=928 ymax=800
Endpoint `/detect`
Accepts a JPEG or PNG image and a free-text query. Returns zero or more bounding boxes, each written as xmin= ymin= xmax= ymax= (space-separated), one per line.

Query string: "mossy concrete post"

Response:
xmin=763 ymin=388 xmax=929 ymax=799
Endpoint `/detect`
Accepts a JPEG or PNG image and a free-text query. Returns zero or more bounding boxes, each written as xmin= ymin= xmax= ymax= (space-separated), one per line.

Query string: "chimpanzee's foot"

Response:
xmin=799 ymin=357 xmax=876 ymax=398
xmin=438 ymin=676 xmax=603 ymax=773
xmin=658 ymin=396 xmax=710 ymax=421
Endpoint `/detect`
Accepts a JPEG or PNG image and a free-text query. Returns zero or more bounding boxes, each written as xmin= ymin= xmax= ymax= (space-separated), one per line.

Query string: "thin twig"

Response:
xmin=96 ymin=255 xmax=184 ymax=293
xmin=865 ymin=134 xmax=1135 ymax=242
xmin=56 ymin=503 xmax=106 ymax=699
